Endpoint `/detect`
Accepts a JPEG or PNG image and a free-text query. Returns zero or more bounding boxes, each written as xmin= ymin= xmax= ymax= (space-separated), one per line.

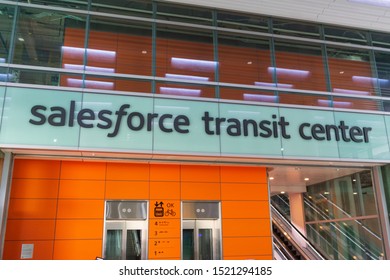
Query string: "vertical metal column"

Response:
xmin=372 ymin=166 xmax=390 ymax=259
xmin=0 ymin=152 xmax=14 ymax=259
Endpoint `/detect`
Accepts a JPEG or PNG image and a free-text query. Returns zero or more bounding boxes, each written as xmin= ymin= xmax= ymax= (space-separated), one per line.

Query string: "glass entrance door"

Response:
xmin=104 ymin=220 xmax=147 ymax=260
xmin=182 ymin=219 xmax=221 ymax=260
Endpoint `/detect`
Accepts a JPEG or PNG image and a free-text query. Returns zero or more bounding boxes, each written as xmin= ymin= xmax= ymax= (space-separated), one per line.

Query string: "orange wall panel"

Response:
xmin=106 ymin=162 xmax=149 ymax=181
xmin=53 ymin=240 xmax=102 ymax=260
xmin=220 ymin=166 xmax=266 ymax=183
xmin=59 ymin=180 xmax=105 ymax=199
xmin=6 ymin=159 xmax=272 ymax=260
xmin=13 ymin=159 xmax=61 ymax=179
xmin=150 ymin=164 xmax=180 ymax=181
xmin=105 ymin=181 xmax=149 ymax=199
xmin=222 ymin=201 xmax=270 ymax=219
xmin=223 ymin=237 xmax=273 ymax=257
xmin=3 ymin=241 xmax=54 ymax=260
xmin=5 ymin=220 xmax=56 ymax=241
xmin=11 ymin=179 xmax=59 ymax=199
xmin=148 ymin=238 xmax=181 ymax=260
xmin=181 ymin=182 xmax=221 ymax=200
xmin=222 ymin=219 xmax=271 ymax=237
xmin=56 ymin=200 xmax=104 ymax=219
xmin=7 ymin=199 xmax=57 ymax=219
xmin=150 ymin=182 xmax=180 ymax=200
xmin=221 ymin=183 xmax=268 ymax=201
xmin=60 ymin=161 xmax=106 ymax=180
xmin=55 ymin=220 xmax=103 ymax=240
xmin=181 ymin=165 xmax=220 ymax=182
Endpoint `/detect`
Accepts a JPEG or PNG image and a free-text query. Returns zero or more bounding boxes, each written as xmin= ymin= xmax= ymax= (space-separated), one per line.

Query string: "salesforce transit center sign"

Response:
xmin=0 ymin=86 xmax=389 ymax=161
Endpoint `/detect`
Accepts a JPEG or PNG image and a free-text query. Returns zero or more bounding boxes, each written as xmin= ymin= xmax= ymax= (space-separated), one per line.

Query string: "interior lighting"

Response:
xmin=64 ymin=64 xmax=115 ymax=73
xmin=267 ymin=67 xmax=310 ymax=79
xmin=304 ymin=178 xmax=309 ymax=181
xmin=247 ymin=61 xmax=252 ymax=65
xmin=318 ymin=99 xmax=352 ymax=108
xmin=333 ymin=88 xmax=370 ymax=95
xmin=280 ymin=191 xmax=285 ymax=194
xmin=254 ymin=81 xmax=293 ymax=88
xmin=269 ymin=177 xmax=274 ymax=180
xmin=0 ymin=74 xmax=13 ymax=81
xmin=324 ymin=192 xmax=330 ymax=195
xmin=0 ymin=58 xmax=5 ymax=63
xmin=243 ymin=94 xmax=278 ymax=103
xmin=171 ymin=57 xmax=217 ymax=72
xmin=160 ymin=87 xmax=201 ymax=96
xmin=349 ymin=0 xmax=390 ymax=7
xmin=353 ymin=192 xmax=358 ymax=195
xmin=62 ymin=46 xmax=116 ymax=62
xmin=67 ymin=78 xmax=114 ymax=90
xmin=165 ymin=73 xmax=209 ymax=82
xmin=352 ymin=75 xmax=389 ymax=85
xmin=18 ymin=37 xmax=24 ymax=42
xmin=142 ymin=50 xmax=148 ymax=54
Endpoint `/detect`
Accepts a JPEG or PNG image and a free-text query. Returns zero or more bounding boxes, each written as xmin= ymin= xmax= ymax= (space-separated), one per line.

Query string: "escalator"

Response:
xmin=272 ymin=220 xmax=305 ymax=259
xmin=271 ymin=203 xmax=325 ymax=260
xmin=271 ymin=192 xmax=384 ymax=260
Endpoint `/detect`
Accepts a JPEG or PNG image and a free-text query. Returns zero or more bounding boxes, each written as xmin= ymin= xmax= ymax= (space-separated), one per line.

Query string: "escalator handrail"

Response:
xmin=271 ymin=204 xmax=325 ymax=260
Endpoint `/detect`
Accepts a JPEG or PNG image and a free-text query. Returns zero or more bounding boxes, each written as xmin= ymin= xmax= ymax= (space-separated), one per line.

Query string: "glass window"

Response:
xmin=273 ymin=40 xmax=327 ymax=92
xmin=156 ymin=81 xmax=215 ymax=99
xmin=304 ymin=169 xmax=385 ymax=260
xmin=325 ymin=26 xmax=368 ymax=45
xmin=156 ymin=24 xmax=215 ymax=95
xmin=219 ymin=87 xmax=275 ymax=103
xmin=156 ymin=3 xmax=212 ymax=26
xmin=327 ymin=47 xmax=378 ymax=97
xmin=0 ymin=5 xmax=15 ymax=64
xmin=272 ymin=19 xmax=320 ymax=39
xmin=17 ymin=0 xmax=89 ymax=10
xmin=380 ymin=165 xmax=390 ymax=225
xmin=87 ymin=15 xmax=152 ymax=75
xmin=9 ymin=67 xmax=63 ymax=86
xmin=182 ymin=229 xmax=194 ymax=260
xmin=374 ymin=51 xmax=390 ymax=98
xmin=91 ymin=0 xmax=153 ymax=18
xmin=306 ymin=218 xmax=383 ymax=260
xmin=279 ymin=92 xmax=327 ymax=108
xmin=305 ymin=170 xmax=378 ymax=221
xmin=217 ymin=11 xmax=268 ymax=32
xmin=332 ymin=95 xmax=381 ymax=111
xmin=218 ymin=31 xmax=271 ymax=86
xmin=60 ymin=15 xmax=152 ymax=90
xmin=13 ymin=7 xmax=87 ymax=69
xmin=371 ymin=32 xmax=390 ymax=49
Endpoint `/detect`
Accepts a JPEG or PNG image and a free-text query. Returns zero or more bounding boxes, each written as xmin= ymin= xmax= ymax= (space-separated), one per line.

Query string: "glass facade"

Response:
xmin=304 ymin=170 xmax=384 ymax=260
xmin=1 ymin=0 xmax=390 ymax=261
xmin=1 ymin=1 xmax=390 ymax=111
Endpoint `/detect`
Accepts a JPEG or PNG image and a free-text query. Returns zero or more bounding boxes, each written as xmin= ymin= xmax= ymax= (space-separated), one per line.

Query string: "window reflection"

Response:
xmin=304 ymin=170 xmax=384 ymax=260
xmin=218 ymin=32 xmax=270 ymax=86
xmin=272 ymin=19 xmax=320 ymax=39
xmin=13 ymin=7 xmax=86 ymax=68
xmin=273 ymin=40 xmax=326 ymax=92
xmin=91 ymin=0 xmax=152 ymax=17
xmin=2 ymin=1 xmax=390 ymax=111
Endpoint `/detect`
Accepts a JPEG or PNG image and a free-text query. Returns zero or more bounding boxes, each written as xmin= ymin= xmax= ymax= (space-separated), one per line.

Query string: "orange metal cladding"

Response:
xmin=4 ymin=159 xmax=271 ymax=260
